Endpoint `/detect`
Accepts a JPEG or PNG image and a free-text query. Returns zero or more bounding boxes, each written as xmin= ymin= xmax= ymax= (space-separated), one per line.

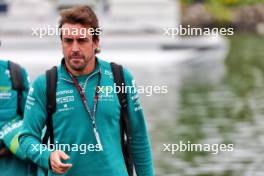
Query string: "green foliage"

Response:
xmin=206 ymin=0 xmax=233 ymax=24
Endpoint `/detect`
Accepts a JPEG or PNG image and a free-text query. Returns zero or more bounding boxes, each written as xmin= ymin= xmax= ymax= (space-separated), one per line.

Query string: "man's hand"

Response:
xmin=50 ymin=150 xmax=72 ymax=174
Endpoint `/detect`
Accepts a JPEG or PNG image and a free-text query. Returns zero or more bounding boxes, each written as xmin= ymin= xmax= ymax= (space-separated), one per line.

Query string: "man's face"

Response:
xmin=61 ymin=23 xmax=99 ymax=71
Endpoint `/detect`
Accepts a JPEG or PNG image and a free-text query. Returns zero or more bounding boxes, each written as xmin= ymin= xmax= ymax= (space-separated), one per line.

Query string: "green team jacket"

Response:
xmin=0 ymin=59 xmax=31 ymax=176
xmin=19 ymin=58 xmax=154 ymax=176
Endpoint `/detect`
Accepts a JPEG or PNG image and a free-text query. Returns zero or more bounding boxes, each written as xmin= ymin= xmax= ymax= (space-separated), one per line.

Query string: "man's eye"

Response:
xmin=77 ymin=38 xmax=89 ymax=43
xmin=64 ymin=38 xmax=73 ymax=43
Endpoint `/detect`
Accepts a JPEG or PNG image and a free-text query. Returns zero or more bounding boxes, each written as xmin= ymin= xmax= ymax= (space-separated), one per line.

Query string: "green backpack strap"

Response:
xmin=110 ymin=62 xmax=134 ymax=176
xmin=8 ymin=61 xmax=25 ymax=116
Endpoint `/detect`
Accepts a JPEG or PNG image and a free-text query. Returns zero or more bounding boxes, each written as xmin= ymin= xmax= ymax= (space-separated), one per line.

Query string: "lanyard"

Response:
xmin=65 ymin=64 xmax=103 ymax=150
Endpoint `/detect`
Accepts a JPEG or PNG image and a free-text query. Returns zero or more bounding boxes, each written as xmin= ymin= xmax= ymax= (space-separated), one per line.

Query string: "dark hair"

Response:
xmin=59 ymin=5 xmax=100 ymax=41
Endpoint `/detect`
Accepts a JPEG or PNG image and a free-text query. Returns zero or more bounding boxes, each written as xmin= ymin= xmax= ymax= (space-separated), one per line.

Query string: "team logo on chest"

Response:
xmin=56 ymin=89 xmax=75 ymax=112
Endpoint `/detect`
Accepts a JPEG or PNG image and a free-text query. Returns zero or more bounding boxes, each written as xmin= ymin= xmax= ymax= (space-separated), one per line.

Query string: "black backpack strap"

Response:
xmin=42 ymin=66 xmax=57 ymax=145
xmin=39 ymin=66 xmax=57 ymax=176
xmin=110 ymin=62 xmax=134 ymax=176
xmin=8 ymin=61 xmax=25 ymax=116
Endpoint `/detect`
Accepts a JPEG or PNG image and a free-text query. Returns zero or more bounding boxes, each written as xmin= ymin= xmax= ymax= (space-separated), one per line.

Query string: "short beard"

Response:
xmin=67 ymin=56 xmax=88 ymax=71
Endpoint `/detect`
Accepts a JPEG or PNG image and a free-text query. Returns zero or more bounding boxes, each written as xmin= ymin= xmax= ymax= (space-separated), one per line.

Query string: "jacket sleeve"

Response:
xmin=123 ymin=68 xmax=154 ymax=176
xmin=19 ymin=75 xmax=51 ymax=169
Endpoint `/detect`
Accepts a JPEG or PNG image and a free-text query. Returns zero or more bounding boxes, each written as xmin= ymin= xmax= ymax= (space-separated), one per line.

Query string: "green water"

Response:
xmin=152 ymin=34 xmax=264 ymax=176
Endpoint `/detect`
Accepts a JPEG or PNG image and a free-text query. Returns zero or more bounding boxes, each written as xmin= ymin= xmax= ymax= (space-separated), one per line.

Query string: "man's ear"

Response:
xmin=93 ymin=39 xmax=100 ymax=53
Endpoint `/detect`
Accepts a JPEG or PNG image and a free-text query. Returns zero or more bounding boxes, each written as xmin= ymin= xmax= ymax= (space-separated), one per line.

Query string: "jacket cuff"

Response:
xmin=41 ymin=150 xmax=52 ymax=170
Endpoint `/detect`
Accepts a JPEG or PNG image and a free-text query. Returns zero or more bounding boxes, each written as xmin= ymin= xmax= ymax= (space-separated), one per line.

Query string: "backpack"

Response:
xmin=8 ymin=61 xmax=25 ymax=116
xmin=42 ymin=62 xmax=134 ymax=176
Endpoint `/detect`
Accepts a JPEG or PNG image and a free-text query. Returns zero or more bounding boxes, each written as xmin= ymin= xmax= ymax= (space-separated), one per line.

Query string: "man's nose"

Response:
xmin=72 ymin=41 xmax=80 ymax=52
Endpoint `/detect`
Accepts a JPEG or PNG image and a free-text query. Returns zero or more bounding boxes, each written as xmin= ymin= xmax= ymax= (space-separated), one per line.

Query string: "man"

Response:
xmin=19 ymin=5 xmax=154 ymax=176
xmin=0 ymin=59 xmax=31 ymax=176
